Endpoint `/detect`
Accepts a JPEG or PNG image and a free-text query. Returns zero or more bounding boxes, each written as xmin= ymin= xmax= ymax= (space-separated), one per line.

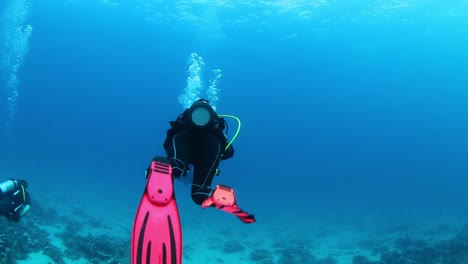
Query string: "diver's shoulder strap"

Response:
xmin=213 ymin=116 xmax=226 ymax=131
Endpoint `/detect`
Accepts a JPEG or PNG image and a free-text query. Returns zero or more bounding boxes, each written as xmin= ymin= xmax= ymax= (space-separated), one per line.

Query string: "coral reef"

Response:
xmin=0 ymin=216 xmax=61 ymax=264
xmin=352 ymin=255 xmax=373 ymax=264
xmin=59 ymin=232 xmax=129 ymax=264
xmin=247 ymin=224 xmax=468 ymax=264
xmin=268 ymin=238 xmax=337 ymax=264
xmin=276 ymin=245 xmax=317 ymax=263
xmin=352 ymin=224 xmax=468 ymax=264
xmin=249 ymin=248 xmax=274 ymax=263
xmin=0 ymin=202 xmax=130 ymax=264
xmin=2 ymin=198 xmax=467 ymax=264
xmin=223 ymin=240 xmax=245 ymax=253
xmin=43 ymin=244 xmax=66 ymax=264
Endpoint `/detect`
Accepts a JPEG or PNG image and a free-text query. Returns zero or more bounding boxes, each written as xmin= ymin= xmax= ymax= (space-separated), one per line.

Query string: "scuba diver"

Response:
xmin=131 ymin=99 xmax=254 ymax=264
xmin=163 ymin=99 xmax=255 ymax=223
xmin=0 ymin=179 xmax=31 ymax=221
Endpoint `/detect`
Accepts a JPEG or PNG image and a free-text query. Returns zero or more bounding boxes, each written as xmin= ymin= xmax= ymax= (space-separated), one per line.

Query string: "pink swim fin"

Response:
xmin=131 ymin=160 xmax=182 ymax=264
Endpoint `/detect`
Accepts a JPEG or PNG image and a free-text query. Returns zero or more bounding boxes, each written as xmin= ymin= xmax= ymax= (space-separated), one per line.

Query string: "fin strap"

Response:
xmin=202 ymin=185 xmax=256 ymax=224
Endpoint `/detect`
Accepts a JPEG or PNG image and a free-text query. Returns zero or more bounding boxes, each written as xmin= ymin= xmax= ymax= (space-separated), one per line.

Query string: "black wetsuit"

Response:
xmin=0 ymin=185 xmax=31 ymax=221
xmin=163 ymin=109 xmax=234 ymax=205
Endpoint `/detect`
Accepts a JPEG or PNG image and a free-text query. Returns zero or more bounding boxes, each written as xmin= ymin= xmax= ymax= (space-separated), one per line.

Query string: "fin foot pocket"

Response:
xmin=147 ymin=161 xmax=173 ymax=206
xmin=202 ymin=184 xmax=256 ymax=224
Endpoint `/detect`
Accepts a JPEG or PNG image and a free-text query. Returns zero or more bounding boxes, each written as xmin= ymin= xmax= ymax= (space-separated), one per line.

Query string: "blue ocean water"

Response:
xmin=0 ymin=0 xmax=468 ymax=262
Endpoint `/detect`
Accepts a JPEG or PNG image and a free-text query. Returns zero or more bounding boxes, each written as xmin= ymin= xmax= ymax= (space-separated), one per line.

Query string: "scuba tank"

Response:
xmin=0 ymin=179 xmax=18 ymax=196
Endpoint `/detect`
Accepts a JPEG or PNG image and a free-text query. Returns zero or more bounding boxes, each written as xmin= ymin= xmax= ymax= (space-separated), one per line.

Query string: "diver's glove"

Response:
xmin=202 ymin=184 xmax=256 ymax=224
xmin=146 ymin=157 xmax=171 ymax=179
xmin=148 ymin=156 xmax=188 ymax=179
xmin=152 ymin=156 xmax=170 ymax=164
xmin=6 ymin=204 xmax=31 ymax=221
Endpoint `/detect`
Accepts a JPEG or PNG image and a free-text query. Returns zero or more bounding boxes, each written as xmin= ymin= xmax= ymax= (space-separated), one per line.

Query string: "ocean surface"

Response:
xmin=0 ymin=1 xmax=467 ymax=263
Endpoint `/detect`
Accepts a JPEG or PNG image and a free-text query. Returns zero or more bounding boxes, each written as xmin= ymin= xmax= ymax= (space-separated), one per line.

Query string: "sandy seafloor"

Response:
xmin=2 ymin=178 xmax=467 ymax=264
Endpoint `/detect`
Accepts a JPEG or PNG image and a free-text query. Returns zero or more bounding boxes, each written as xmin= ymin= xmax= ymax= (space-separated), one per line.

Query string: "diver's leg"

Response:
xmin=165 ymin=130 xmax=192 ymax=178
xmin=0 ymin=197 xmax=14 ymax=219
xmin=191 ymin=134 xmax=222 ymax=205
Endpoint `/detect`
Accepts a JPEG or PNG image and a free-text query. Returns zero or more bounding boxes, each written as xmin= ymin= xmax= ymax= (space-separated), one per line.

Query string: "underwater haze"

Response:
xmin=1 ymin=0 xmax=468 ymax=263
